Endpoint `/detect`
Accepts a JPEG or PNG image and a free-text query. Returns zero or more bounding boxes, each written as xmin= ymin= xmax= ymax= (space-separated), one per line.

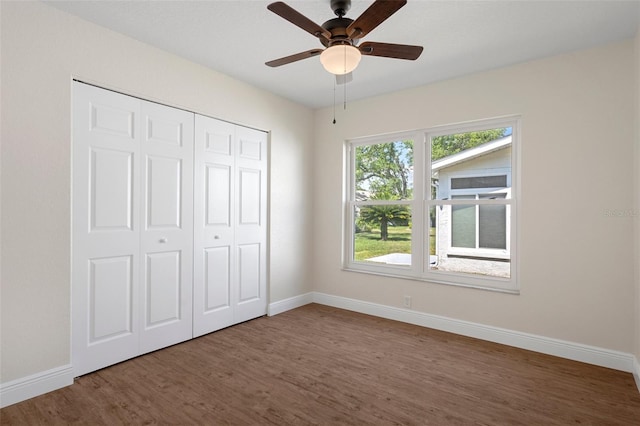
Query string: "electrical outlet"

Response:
xmin=403 ymin=295 xmax=412 ymax=308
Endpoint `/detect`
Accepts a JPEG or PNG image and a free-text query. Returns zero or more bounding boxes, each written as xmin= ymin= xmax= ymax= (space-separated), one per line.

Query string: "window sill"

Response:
xmin=342 ymin=264 xmax=520 ymax=295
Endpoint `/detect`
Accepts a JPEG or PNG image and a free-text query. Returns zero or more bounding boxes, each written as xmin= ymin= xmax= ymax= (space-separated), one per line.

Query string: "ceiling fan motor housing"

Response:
xmin=321 ymin=17 xmax=357 ymax=47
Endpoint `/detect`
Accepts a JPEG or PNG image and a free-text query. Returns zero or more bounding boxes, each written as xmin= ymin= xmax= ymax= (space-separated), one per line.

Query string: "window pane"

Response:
xmin=355 ymin=140 xmax=413 ymax=201
xmin=354 ymin=205 xmax=411 ymax=266
xmin=452 ymin=204 xmax=476 ymax=248
xmin=431 ymin=202 xmax=510 ymax=279
xmin=431 ymin=127 xmax=511 ymax=201
xmin=431 ymin=127 xmax=512 ymax=163
xmin=478 ymin=194 xmax=507 ymax=249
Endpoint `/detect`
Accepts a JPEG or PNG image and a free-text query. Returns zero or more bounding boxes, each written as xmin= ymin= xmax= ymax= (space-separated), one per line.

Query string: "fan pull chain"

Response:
xmin=332 ymin=77 xmax=337 ymax=124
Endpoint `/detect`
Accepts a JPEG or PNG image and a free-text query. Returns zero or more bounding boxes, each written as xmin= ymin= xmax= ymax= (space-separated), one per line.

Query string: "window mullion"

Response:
xmin=411 ymin=132 xmax=424 ymax=276
xmin=475 ymin=194 xmax=480 ymax=249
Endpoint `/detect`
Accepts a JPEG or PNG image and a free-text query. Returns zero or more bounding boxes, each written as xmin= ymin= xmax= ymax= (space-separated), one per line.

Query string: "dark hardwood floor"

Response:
xmin=2 ymin=303 xmax=640 ymax=425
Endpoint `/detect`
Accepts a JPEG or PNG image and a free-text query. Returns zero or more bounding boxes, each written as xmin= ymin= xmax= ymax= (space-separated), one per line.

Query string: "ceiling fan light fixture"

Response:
xmin=320 ymin=45 xmax=361 ymax=75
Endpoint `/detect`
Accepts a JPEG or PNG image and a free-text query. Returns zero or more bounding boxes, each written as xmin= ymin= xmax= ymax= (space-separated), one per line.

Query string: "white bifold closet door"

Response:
xmin=193 ymin=115 xmax=267 ymax=337
xmin=72 ymin=82 xmax=194 ymax=376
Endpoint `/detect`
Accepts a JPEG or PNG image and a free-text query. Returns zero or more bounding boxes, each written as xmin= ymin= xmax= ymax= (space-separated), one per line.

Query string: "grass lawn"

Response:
xmin=354 ymin=226 xmax=435 ymax=261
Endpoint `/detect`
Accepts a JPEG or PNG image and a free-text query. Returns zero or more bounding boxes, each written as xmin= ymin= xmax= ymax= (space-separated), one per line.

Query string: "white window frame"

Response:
xmin=344 ymin=116 xmax=520 ymax=293
xmin=344 ymin=131 xmax=424 ymax=277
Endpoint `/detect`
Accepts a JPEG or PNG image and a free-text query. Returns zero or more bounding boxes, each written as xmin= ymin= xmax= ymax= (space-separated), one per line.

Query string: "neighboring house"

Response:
xmin=431 ymin=136 xmax=512 ymax=277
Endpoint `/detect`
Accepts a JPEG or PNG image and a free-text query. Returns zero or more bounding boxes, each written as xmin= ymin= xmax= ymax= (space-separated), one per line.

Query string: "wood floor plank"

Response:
xmin=2 ymin=304 xmax=639 ymax=425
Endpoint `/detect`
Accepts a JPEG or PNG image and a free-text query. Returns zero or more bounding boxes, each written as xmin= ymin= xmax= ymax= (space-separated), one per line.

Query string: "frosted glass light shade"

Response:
xmin=320 ymin=45 xmax=362 ymax=75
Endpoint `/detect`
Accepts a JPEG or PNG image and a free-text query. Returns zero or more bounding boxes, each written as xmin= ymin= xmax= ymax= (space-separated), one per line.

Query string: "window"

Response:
xmin=345 ymin=118 xmax=519 ymax=292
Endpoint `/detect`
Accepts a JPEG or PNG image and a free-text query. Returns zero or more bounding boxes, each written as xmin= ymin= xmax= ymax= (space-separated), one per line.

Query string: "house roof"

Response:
xmin=431 ymin=135 xmax=512 ymax=173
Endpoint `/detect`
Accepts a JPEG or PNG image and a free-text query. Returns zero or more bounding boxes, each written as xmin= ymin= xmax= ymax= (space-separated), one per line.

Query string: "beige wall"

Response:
xmin=0 ymin=1 xmax=314 ymax=383
xmin=313 ymin=40 xmax=636 ymax=353
xmin=635 ymin=30 xmax=640 ymax=365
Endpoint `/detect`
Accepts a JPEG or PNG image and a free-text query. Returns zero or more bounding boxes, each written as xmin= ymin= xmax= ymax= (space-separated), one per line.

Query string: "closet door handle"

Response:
xmin=159 ymin=238 xmax=168 ymax=243
xmin=214 ymin=235 xmax=220 ymax=239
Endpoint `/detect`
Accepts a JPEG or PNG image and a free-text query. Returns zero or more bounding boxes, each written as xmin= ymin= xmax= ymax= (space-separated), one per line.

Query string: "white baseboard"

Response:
xmin=312 ymin=292 xmax=637 ymax=373
xmin=0 ymin=364 xmax=74 ymax=408
xmin=268 ymin=292 xmax=314 ymax=316
xmin=633 ymin=356 xmax=640 ymax=393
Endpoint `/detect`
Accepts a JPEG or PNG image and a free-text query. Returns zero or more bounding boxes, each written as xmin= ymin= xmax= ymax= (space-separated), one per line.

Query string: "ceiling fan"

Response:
xmin=265 ymin=0 xmax=423 ymax=77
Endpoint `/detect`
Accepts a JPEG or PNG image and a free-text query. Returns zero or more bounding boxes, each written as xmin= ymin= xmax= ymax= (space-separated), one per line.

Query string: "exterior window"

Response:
xmin=450 ymin=192 xmax=507 ymax=249
xmin=451 ymin=175 xmax=507 ymax=189
xmin=345 ymin=118 xmax=519 ymax=292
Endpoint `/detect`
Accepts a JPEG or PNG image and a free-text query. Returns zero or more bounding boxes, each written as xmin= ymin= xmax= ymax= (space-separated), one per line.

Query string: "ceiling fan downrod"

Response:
xmin=330 ymin=0 xmax=351 ymax=17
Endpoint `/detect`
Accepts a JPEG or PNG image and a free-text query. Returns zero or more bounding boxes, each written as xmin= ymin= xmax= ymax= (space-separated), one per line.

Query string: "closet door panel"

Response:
xmin=238 ymin=243 xmax=260 ymax=302
xmin=73 ymin=82 xmax=141 ymax=377
xmin=89 ymin=255 xmax=134 ymax=342
xmin=145 ymin=251 xmax=181 ymax=325
xmin=193 ymin=116 xmax=235 ymax=337
xmin=146 ymin=156 xmax=182 ymax=229
xmin=234 ymin=126 xmax=268 ymax=323
xmin=207 ymin=164 xmax=232 ymax=229
xmin=88 ymin=100 xmax=136 ymax=146
xmin=139 ymin=101 xmax=194 ymax=354
xmin=238 ymin=168 xmax=261 ymax=225
xmin=90 ymin=148 xmax=134 ymax=230
xmin=204 ymin=246 xmax=232 ymax=311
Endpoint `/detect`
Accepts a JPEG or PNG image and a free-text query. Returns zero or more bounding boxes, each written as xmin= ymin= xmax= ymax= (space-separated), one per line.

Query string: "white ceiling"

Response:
xmin=47 ymin=0 xmax=639 ymax=109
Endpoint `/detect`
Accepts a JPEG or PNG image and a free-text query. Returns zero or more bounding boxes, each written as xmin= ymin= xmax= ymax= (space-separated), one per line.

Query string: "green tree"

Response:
xmin=431 ymin=128 xmax=507 ymax=161
xmin=356 ymin=140 xmax=413 ymax=240
xmin=359 ymin=204 xmax=410 ymax=241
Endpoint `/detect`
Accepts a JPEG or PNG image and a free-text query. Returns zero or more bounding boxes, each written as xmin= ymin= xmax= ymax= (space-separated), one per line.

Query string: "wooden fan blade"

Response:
xmin=267 ymin=2 xmax=332 ymax=40
xmin=265 ymin=49 xmax=324 ymax=67
xmin=359 ymin=41 xmax=423 ymax=60
xmin=347 ymin=0 xmax=407 ymax=39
